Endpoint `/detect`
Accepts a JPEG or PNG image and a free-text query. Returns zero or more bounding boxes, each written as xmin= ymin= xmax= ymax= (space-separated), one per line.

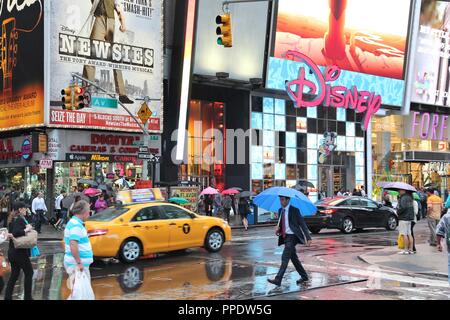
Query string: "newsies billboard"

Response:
xmin=0 ymin=0 xmax=44 ymax=131
xmin=47 ymin=0 xmax=163 ymax=132
xmin=46 ymin=129 xmax=162 ymax=163
xmin=268 ymin=0 xmax=413 ymax=109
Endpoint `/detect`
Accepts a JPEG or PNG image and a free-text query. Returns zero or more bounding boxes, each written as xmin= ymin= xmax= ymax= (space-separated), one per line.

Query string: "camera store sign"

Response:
xmin=47 ymin=130 xmax=161 ymax=161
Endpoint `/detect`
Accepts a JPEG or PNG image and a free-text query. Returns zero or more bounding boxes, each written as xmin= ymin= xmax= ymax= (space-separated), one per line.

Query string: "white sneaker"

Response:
xmin=398 ymin=251 xmax=408 ymax=255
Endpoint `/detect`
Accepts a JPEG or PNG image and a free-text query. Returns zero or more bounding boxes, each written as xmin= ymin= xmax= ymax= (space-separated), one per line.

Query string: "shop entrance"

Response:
xmin=319 ymin=166 xmax=348 ymax=197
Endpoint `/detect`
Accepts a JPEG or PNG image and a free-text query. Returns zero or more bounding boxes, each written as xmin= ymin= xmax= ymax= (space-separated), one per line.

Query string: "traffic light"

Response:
xmin=61 ymin=85 xmax=85 ymax=110
xmin=61 ymin=87 xmax=73 ymax=110
xmin=216 ymin=13 xmax=232 ymax=47
xmin=73 ymin=85 xmax=85 ymax=110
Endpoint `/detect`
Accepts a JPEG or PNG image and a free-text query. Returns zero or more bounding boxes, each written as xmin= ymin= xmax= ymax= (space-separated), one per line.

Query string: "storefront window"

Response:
xmin=372 ymin=114 xmax=450 ymax=200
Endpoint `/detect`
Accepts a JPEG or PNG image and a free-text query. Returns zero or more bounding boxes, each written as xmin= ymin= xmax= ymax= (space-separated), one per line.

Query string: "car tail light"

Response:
xmin=87 ymin=229 xmax=108 ymax=237
xmin=322 ymin=209 xmax=337 ymax=215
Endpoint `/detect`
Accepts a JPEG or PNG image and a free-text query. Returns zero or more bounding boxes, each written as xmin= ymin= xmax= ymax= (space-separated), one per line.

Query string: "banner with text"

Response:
xmin=48 ymin=0 xmax=163 ymax=132
xmin=0 ymin=0 xmax=44 ymax=131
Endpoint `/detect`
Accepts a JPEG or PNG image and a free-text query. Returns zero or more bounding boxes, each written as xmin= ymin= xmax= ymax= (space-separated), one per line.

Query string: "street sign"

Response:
xmin=138 ymin=153 xmax=152 ymax=160
xmin=139 ymin=146 xmax=149 ymax=153
xmin=138 ymin=153 xmax=161 ymax=162
xmin=149 ymin=154 xmax=161 ymax=163
xmin=137 ymin=102 xmax=152 ymax=124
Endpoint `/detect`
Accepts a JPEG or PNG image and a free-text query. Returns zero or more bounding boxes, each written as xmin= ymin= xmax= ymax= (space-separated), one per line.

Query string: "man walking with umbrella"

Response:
xmin=268 ymin=195 xmax=312 ymax=286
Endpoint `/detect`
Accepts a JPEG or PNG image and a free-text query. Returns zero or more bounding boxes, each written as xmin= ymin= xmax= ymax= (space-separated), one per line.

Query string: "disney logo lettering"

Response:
xmin=285 ymin=50 xmax=382 ymax=131
xmin=61 ymin=25 xmax=76 ymax=34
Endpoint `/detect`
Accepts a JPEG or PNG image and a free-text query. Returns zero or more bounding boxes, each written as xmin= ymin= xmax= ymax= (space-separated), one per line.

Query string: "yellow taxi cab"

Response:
xmin=84 ymin=202 xmax=232 ymax=263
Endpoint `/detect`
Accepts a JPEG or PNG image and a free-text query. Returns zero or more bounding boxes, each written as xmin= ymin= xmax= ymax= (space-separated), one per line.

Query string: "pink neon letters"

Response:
xmin=411 ymin=112 xmax=448 ymax=141
xmin=285 ymin=51 xmax=382 ymax=130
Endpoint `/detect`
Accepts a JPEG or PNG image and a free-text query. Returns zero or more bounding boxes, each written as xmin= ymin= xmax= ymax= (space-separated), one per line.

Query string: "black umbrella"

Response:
xmin=62 ymin=192 xmax=90 ymax=208
xmin=77 ymin=179 xmax=98 ymax=187
xmin=236 ymin=191 xmax=256 ymax=198
xmin=293 ymin=180 xmax=315 ymax=190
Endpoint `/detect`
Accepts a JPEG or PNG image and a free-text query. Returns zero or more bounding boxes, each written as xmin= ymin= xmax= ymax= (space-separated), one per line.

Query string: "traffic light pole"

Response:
xmin=70 ymin=72 xmax=161 ymax=186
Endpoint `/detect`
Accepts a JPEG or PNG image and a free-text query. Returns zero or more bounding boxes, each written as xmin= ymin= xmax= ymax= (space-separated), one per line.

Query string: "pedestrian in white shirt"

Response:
xmin=360 ymin=186 xmax=367 ymax=197
xmin=31 ymin=192 xmax=47 ymax=234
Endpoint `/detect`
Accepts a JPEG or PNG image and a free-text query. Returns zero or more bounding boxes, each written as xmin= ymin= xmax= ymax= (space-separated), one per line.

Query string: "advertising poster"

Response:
xmin=412 ymin=0 xmax=450 ymax=106
xmin=48 ymin=0 xmax=163 ymax=132
xmin=0 ymin=1 xmax=44 ymax=131
xmin=170 ymin=186 xmax=200 ymax=211
xmin=268 ymin=0 xmax=412 ymax=107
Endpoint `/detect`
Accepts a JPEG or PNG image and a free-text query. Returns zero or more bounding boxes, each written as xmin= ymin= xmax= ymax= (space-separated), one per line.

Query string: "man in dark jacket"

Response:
xmin=397 ymin=190 xmax=415 ymax=254
xmin=268 ymin=196 xmax=312 ymax=286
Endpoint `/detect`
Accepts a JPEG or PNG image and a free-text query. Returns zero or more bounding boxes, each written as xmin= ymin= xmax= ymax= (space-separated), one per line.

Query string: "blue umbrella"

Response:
xmin=253 ymin=187 xmax=317 ymax=216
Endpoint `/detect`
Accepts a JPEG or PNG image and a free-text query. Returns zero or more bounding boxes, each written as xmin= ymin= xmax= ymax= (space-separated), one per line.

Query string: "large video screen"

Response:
xmin=412 ymin=0 xmax=450 ymax=106
xmin=267 ymin=0 xmax=413 ymax=108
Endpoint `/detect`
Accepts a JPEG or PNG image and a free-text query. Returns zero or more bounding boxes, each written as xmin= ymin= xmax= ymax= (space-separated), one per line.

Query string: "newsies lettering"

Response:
xmin=285 ymin=51 xmax=382 ymax=130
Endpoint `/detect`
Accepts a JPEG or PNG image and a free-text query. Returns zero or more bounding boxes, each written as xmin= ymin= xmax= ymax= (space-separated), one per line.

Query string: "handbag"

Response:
xmin=31 ymin=245 xmax=40 ymax=258
xmin=12 ymin=230 xmax=38 ymax=249
xmin=397 ymin=234 xmax=404 ymax=250
xmin=0 ymin=254 xmax=10 ymax=276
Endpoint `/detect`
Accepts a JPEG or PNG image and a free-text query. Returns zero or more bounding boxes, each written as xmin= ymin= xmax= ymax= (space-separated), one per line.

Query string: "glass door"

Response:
xmin=318 ymin=166 xmax=333 ymax=198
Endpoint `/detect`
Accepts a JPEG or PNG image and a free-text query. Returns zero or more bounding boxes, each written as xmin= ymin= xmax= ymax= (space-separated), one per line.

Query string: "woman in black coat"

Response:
xmin=4 ymin=201 xmax=33 ymax=300
xmin=238 ymin=198 xmax=250 ymax=231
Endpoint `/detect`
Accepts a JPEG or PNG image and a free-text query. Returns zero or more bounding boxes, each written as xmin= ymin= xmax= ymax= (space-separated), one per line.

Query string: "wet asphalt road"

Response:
xmin=4 ymin=220 xmax=450 ymax=300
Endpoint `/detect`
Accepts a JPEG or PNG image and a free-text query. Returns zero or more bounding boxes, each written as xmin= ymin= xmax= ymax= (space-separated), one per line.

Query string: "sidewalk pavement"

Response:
xmin=359 ymin=244 xmax=448 ymax=278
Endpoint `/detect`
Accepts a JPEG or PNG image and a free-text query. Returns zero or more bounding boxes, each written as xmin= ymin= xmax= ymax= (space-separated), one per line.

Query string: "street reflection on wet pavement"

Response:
xmin=4 ymin=222 xmax=450 ymax=300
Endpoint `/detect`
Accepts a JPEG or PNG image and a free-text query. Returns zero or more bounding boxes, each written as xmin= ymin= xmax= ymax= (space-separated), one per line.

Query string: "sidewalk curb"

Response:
xmin=358 ymin=250 xmax=448 ymax=279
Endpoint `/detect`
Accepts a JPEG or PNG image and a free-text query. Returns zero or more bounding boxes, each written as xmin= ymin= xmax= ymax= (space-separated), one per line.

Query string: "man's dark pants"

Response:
xmin=276 ymin=234 xmax=308 ymax=281
xmin=34 ymin=210 xmax=44 ymax=233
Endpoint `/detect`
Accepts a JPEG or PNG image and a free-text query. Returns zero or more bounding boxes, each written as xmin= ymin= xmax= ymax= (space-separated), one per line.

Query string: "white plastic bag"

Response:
xmin=68 ymin=269 xmax=95 ymax=300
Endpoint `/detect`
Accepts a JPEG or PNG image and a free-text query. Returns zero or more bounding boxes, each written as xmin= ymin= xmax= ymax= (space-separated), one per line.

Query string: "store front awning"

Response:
xmin=400 ymin=151 xmax=450 ymax=163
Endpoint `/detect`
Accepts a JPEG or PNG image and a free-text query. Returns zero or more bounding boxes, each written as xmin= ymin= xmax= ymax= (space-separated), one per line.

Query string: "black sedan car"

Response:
xmin=305 ymin=196 xmax=398 ymax=234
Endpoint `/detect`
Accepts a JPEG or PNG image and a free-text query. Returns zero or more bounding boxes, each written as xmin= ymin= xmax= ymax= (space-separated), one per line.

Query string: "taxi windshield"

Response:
xmin=88 ymin=207 xmax=129 ymax=222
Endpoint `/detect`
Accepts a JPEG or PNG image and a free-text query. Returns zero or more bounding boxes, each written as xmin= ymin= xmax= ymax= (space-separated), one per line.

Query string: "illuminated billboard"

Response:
xmin=412 ymin=0 xmax=450 ymax=106
xmin=267 ymin=0 xmax=413 ymax=107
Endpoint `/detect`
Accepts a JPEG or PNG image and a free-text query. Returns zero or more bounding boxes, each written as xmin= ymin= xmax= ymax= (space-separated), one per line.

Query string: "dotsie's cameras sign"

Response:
xmin=285 ymin=51 xmax=382 ymax=130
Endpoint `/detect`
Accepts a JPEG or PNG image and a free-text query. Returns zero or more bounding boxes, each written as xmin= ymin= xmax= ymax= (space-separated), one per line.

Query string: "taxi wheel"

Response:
xmin=205 ymin=229 xmax=225 ymax=253
xmin=119 ymin=239 xmax=142 ymax=263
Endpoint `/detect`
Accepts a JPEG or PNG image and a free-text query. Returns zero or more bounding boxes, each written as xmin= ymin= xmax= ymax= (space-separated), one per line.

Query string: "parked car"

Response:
xmin=84 ymin=202 xmax=232 ymax=263
xmin=304 ymin=196 xmax=398 ymax=234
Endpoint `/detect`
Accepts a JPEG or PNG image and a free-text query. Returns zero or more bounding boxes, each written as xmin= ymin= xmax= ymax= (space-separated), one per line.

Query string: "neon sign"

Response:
xmin=285 ymin=51 xmax=382 ymax=130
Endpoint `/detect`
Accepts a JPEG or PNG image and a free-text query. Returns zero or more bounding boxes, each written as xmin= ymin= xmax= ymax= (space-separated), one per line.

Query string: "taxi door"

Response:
xmin=159 ymin=205 xmax=204 ymax=250
xmin=129 ymin=206 xmax=169 ymax=254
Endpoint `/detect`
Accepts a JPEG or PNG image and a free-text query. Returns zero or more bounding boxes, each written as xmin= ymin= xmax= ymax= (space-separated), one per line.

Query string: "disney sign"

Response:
xmin=285 ymin=51 xmax=382 ymax=130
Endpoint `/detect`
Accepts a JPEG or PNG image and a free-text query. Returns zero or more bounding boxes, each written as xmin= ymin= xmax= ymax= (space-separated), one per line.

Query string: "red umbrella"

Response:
xmin=83 ymin=188 xmax=102 ymax=197
xmin=200 ymin=187 xmax=219 ymax=196
xmin=221 ymin=188 xmax=240 ymax=195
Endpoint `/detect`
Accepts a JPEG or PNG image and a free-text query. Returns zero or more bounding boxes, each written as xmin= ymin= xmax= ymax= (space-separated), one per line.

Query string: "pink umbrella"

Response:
xmin=83 ymin=188 xmax=102 ymax=197
xmin=221 ymin=188 xmax=240 ymax=195
xmin=200 ymin=187 xmax=219 ymax=196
